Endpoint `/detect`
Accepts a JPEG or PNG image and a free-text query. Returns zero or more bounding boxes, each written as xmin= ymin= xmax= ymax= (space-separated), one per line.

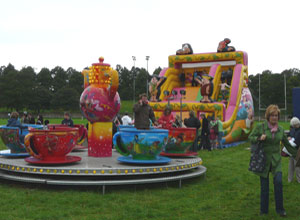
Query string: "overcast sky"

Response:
xmin=1 ymin=0 xmax=299 ymax=75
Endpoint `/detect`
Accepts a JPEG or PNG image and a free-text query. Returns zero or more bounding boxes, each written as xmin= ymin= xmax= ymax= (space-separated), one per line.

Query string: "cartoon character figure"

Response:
xmin=150 ymin=140 xmax=161 ymax=154
xmin=196 ymin=76 xmax=214 ymax=103
xmin=133 ymin=135 xmax=144 ymax=154
xmin=175 ymin=133 xmax=185 ymax=149
xmin=217 ymin=38 xmax=236 ymax=52
xmin=149 ymin=77 xmax=158 ymax=102
xmin=246 ymin=107 xmax=254 ymax=129
xmin=176 ymin=43 xmax=193 ymax=55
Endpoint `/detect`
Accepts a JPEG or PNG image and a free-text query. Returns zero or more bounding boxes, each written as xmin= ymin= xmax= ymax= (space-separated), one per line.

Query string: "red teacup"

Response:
xmin=46 ymin=124 xmax=87 ymax=146
xmin=24 ymin=126 xmax=79 ymax=161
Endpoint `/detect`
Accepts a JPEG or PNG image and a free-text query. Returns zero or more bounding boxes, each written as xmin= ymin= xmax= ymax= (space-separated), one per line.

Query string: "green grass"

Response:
xmin=0 ymin=121 xmax=298 ymax=219
xmin=0 ymin=100 xmax=134 ymax=116
xmin=120 ymin=100 xmax=135 ymax=115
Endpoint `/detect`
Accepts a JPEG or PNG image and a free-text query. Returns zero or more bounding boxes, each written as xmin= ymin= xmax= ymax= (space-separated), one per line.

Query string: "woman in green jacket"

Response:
xmin=249 ymin=105 xmax=297 ymax=217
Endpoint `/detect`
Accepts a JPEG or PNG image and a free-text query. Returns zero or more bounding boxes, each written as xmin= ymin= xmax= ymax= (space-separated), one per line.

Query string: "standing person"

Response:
xmin=287 ymin=117 xmax=300 ymax=183
xmin=61 ymin=112 xmax=74 ymax=127
xmin=217 ymin=116 xmax=224 ymax=149
xmin=21 ymin=111 xmax=29 ymax=124
xmin=121 ymin=112 xmax=133 ymax=126
xmin=36 ymin=114 xmax=44 ymax=125
xmin=199 ymin=114 xmax=211 ymax=151
xmin=133 ymin=93 xmax=157 ymax=129
xmin=158 ymin=106 xmax=174 ymax=129
xmin=209 ymin=116 xmax=218 ymax=150
xmin=28 ymin=113 xmax=35 ymax=124
xmin=248 ymin=105 xmax=297 ymax=217
xmin=184 ymin=111 xmax=201 ymax=152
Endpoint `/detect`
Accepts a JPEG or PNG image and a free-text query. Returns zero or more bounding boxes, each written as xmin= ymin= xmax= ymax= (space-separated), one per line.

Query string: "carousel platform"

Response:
xmin=0 ymin=149 xmax=206 ymax=194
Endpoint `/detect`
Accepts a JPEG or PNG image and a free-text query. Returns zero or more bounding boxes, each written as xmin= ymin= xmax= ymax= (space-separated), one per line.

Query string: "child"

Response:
xmin=7 ymin=112 xmax=26 ymax=143
xmin=209 ymin=117 xmax=218 ymax=150
xmin=61 ymin=112 xmax=74 ymax=127
xmin=220 ymin=79 xmax=230 ymax=101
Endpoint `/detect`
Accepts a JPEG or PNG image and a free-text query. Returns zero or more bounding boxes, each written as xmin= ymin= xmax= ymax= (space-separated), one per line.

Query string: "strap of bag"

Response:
xmin=257 ymin=123 xmax=265 ymax=148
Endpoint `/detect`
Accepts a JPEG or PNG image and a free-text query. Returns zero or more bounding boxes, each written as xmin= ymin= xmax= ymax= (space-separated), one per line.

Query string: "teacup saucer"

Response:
xmin=0 ymin=149 xmax=29 ymax=157
xmin=117 ymin=155 xmax=171 ymax=164
xmin=160 ymin=151 xmax=198 ymax=157
xmin=25 ymin=156 xmax=81 ymax=165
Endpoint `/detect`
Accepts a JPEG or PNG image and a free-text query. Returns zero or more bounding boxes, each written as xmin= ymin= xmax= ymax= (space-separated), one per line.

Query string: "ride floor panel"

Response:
xmin=0 ymin=149 xmax=206 ymax=188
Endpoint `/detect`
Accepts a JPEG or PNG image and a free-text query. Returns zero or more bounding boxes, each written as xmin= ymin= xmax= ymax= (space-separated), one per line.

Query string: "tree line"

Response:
xmin=248 ymin=68 xmax=300 ymax=115
xmin=0 ymin=64 xmax=161 ymax=113
xmin=0 ymin=63 xmax=300 ymax=114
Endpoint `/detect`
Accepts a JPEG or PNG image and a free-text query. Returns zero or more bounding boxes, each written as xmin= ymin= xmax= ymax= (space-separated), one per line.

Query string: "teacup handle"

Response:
xmin=24 ymin=133 xmax=41 ymax=159
xmin=113 ymin=132 xmax=130 ymax=156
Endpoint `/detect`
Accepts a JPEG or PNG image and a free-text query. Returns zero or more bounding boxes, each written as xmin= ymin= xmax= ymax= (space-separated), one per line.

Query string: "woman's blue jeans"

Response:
xmin=260 ymin=172 xmax=284 ymax=214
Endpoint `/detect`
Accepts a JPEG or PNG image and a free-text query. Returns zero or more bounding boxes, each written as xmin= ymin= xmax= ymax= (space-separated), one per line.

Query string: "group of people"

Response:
xmin=7 ymin=112 xmax=48 ymax=127
xmin=6 ymin=111 xmax=48 ymax=143
xmin=129 ymin=93 xmax=225 ymax=152
xmin=7 ymin=111 xmax=75 ymax=129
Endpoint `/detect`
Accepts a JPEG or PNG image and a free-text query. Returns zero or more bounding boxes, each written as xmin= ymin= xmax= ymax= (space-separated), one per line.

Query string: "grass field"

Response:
xmin=0 ymin=120 xmax=298 ymax=220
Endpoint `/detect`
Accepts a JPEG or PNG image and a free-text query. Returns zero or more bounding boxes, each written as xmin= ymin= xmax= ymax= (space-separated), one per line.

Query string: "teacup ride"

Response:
xmin=46 ymin=124 xmax=88 ymax=150
xmin=24 ymin=126 xmax=81 ymax=165
xmin=0 ymin=124 xmax=43 ymax=157
xmin=113 ymin=127 xmax=171 ymax=164
xmin=160 ymin=127 xmax=199 ymax=157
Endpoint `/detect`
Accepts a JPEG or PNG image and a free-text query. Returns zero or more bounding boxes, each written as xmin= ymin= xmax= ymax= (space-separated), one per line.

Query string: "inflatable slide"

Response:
xmin=149 ymin=51 xmax=254 ymax=144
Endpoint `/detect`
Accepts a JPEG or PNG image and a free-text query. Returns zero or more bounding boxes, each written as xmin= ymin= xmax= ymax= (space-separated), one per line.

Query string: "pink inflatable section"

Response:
xmin=224 ymin=64 xmax=243 ymax=121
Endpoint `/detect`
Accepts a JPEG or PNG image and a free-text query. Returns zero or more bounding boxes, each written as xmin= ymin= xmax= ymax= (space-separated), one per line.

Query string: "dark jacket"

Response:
xmin=289 ymin=127 xmax=300 ymax=149
xmin=7 ymin=118 xmax=22 ymax=128
xmin=184 ymin=116 xmax=201 ymax=131
xmin=201 ymin=117 xmax=210 ymax=135
xmin=61 ymin=118 xmax=74 ymax=127
xmin=23 ymin=116 xmax=30 ymax=124
xmin=133 ymin=102 xmax=156 ymax=129
xmin=29 ymin=117 xmax=35 ymax=124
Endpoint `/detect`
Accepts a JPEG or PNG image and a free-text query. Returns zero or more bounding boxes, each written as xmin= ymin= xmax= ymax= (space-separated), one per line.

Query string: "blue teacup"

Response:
xmin=113 ymin=128 xmax=169 ymax=160
xmin=0 ymin=124 xmax=43 ymax=153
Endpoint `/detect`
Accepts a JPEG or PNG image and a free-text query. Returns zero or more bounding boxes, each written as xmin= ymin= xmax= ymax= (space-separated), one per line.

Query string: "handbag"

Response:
xmin=248 ymin=124 xmax=266 ymax=173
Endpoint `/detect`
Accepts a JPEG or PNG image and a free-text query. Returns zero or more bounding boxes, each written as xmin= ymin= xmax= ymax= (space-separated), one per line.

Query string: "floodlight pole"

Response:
xmin=259 ymin=73 xmax=287 ymax=121
xmin=146 ymin=56 xmax=150 ymax=98
xmin=180 ymin=95 xmax=183 ymax=127
xmin=259 ymin=73 xmax=261 ymax=121
xmin=132 ymin=56 xmax=136 ymax=105
xmin=284 ymin=73 xmax=287 ymax=121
